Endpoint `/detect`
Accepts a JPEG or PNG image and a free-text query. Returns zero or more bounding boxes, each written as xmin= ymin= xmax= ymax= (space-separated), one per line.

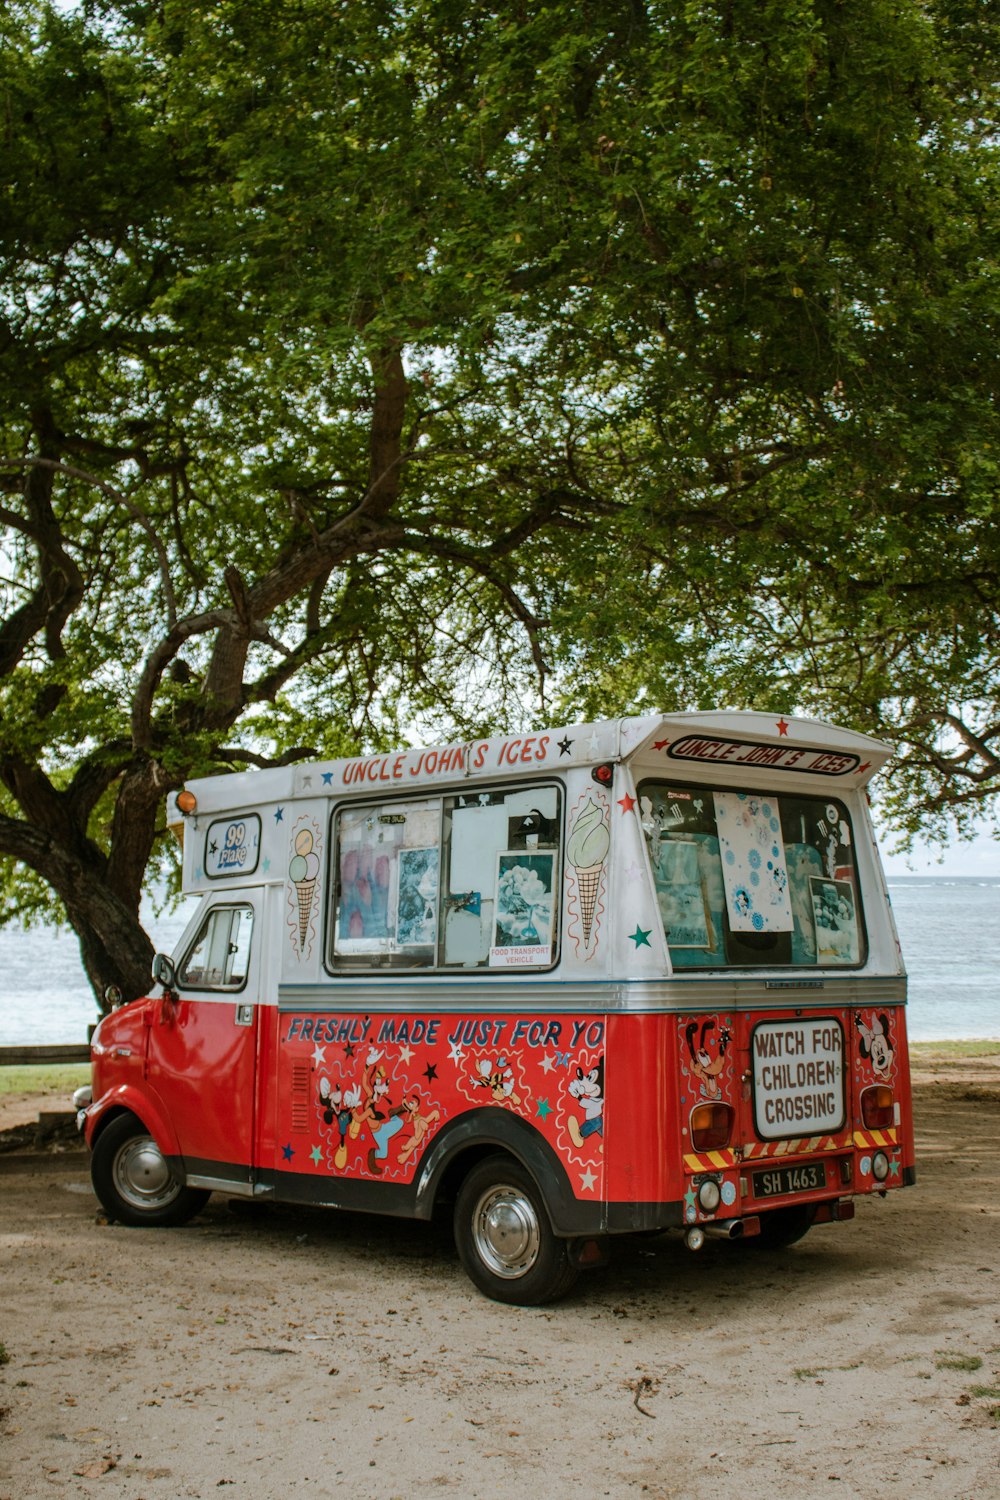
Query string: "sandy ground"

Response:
xmin=1 ymin=1057 xmax=998 ymax=1500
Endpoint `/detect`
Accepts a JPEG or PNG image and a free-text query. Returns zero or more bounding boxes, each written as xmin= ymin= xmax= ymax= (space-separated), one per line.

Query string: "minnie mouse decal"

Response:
xmin=855 ymin=1011 xmax=895 ymax=1080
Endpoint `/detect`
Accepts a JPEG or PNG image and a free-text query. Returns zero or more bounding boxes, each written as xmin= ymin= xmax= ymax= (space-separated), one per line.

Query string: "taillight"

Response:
xmin=861 ymin=1084 xmax=894 ymax=1130
xmin=690 ymin=1101 xmax=734 ymax=1151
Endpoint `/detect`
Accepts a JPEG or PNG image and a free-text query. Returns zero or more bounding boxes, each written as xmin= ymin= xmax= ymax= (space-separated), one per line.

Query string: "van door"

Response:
xmin=145 ymin=891 xmax=263 ymax=1184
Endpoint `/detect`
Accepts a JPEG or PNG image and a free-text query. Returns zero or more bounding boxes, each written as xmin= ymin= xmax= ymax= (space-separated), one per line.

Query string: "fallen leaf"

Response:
xmin=74 ymin=1456 xmax=118 ymax=1478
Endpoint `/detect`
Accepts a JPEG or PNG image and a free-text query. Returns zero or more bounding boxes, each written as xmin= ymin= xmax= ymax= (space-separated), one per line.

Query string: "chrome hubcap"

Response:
xmin=471 ymin=1185 xmax=540 ymax=1279
xmin=113 ymin=1136 xmax=179 ymax=1212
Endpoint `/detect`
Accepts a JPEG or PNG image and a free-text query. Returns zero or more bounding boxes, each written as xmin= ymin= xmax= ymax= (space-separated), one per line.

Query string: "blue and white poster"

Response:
xmin=713 ymin=792 xmax=793 ymax=933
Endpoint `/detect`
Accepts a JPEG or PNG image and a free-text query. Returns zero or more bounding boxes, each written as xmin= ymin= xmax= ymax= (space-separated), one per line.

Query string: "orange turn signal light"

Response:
xmin=690 ymin=1101 xmax=735 ymax=1152
xmin=176 ymin=789 xmax=197 ymax=816
xmin=860 ymin=1084 xmax=894 ymax=1130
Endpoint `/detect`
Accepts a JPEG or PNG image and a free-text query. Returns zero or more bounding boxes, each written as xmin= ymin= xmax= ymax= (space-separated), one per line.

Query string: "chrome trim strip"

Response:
xmin=185 ymin=1174 xmax=256 ymax=1196
xmin=277 ymin=975 xmax=908 ymax=1014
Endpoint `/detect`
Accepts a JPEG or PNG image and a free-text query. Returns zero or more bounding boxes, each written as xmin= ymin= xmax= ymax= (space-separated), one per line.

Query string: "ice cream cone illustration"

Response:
xmin=288 ymin=826 xmax=321 ymax=952
xmin=575 ymin=862 xmax=603 ymax=946
xmin=567 ymin=795 xmax=611 ymax=948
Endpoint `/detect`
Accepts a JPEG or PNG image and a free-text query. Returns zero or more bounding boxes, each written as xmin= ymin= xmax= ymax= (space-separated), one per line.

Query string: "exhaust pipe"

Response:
xmin=685 ymin=1218 xmax=744 ymax=1251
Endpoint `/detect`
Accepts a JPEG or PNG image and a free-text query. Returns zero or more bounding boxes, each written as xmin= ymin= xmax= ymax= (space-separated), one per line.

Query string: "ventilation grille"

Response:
xmin=290 ymin=1061 xmax=311 ymax=1133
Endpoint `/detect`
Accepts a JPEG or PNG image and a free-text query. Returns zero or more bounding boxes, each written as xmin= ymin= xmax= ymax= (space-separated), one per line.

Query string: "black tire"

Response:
xmin=744 ymin=1204 xmax=816 ymax=1250
xmin=454 ymin=1154 xmax=578 ymax=1305
xmin=91 ymin=1114 xmax=210 ymax=1227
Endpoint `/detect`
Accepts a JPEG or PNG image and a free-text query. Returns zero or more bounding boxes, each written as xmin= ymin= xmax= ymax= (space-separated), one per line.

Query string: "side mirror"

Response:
xmin=104 ymin=983 xmax=123 ymax=1010
xmin=152 ymin=952 xmax=178 ymax=992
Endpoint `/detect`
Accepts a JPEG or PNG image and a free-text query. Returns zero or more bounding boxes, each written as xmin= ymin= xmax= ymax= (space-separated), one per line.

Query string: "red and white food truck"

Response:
xmin=78 ymin=711 xmax=914 ymax=1303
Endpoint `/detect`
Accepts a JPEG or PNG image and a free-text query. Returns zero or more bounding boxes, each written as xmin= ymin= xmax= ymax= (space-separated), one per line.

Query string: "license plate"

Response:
xmin=752 ymin=1163 xmax=826 ymax=1199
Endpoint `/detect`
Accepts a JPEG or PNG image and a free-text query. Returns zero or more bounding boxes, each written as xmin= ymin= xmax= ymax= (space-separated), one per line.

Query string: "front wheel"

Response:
xmin=454 ymin=1154 xmax=577 ymax=1305
xmin=91 ymin=1115 xmax=210 ymax=1227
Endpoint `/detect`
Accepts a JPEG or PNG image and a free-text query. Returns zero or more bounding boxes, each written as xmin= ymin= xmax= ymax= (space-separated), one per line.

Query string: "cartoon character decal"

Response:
xmin=470 ymin=1056 xmax=521 ymax=1106
xmin=855 ymin=1010 xmax=895 ymax=1081
xmin=455 ymin=1046 xmax=531 ymax=1112
xmin=683 ymin=1018 xmax=732 ymax=1099
xmin=566 ymin=1055 xmax=604 ymax=1153
xmin=290 ymin=1013 xmax=608 ymax=1199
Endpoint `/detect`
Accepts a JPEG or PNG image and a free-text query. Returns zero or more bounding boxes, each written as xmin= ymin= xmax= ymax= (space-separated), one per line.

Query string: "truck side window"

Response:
xmin=442 ymin=786 xmax=561 ymax=970
xmin=178 ymin=904 xmax=254 ymax=990
xmin=329 ymin=784 xmax=561 ymax=972
xmin=332 ymin=798 xmax=442 ymax=969
xmin=639 ymin=783 xmax=865 ymax=970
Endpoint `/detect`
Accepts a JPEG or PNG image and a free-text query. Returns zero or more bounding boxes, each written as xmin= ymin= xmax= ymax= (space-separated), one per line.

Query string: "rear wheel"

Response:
xmin=91 ymin=1115 xmax=210 ymax=1227
xmin=454 ymin=1154 xmax=577 ymax=1305
xmin=745 ymin=1204 xmax=816 ymax=1250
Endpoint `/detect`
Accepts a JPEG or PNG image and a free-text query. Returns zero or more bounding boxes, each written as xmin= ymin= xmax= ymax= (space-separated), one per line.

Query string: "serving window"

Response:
xmin=638 ymin=783 xmax=866 ymax=970
xmin=329 ymin=783 xmax=561 ymax=972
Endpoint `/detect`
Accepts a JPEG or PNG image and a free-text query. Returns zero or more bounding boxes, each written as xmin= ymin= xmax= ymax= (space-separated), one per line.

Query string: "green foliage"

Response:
xmin=1 ymin=1 xmax=998 ymax=991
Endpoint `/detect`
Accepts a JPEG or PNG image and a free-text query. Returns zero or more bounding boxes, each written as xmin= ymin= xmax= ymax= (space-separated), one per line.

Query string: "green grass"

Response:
xmin=0 ymin=1064 xmax=91 ymax=1098
xmin=936 ymin=1354 xmax=983 ymax=1373
xmin=910 ymin=1041 xmax=1000 ymax=1058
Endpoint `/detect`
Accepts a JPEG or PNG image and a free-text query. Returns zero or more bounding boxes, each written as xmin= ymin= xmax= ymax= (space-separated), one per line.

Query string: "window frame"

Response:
xmin=177 ymin=901 xmax=256 ymax=993
xmin=637 ymin=778 xmax=868 ymax=973
xmin=325 ymin=780 xmax=564 ymax=977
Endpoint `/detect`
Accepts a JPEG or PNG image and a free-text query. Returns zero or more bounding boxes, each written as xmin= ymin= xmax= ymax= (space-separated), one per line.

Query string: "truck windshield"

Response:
xmin=638 ymin=782 xmax=866 ymax=970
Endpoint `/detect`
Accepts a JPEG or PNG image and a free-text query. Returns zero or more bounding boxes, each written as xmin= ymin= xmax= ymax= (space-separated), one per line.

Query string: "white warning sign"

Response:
xmin=752 ymin=1019 xmax=844 ymax=1140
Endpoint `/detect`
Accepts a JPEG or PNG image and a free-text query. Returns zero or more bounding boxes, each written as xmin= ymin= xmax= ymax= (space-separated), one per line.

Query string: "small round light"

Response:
xmin=698 ymin=1178 xmax=722 ymax=1213
xmin=872 ymin=1150 xmax=889 ymax=1182
xmin=176 ymin=789 xmax=197 ymax=815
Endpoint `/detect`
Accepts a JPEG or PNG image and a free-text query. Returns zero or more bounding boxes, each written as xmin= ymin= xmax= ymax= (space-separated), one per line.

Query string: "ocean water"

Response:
xmin=0 ymin=879 xmax=996 ymax=1047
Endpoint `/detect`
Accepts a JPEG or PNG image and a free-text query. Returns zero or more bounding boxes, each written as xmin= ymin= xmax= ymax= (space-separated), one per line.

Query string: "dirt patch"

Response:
xmin=1 ymin=1076 xmax=998 ymax=1499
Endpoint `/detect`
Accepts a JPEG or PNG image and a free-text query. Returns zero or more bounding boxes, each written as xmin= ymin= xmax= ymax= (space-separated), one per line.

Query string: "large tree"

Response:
xmin=2 ymin=0 xmax=998 ymax=1003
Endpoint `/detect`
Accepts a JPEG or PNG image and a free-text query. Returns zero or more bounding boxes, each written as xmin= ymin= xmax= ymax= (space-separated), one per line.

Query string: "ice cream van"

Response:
xmin=78 ymin=711 xmax=915 ymax=1303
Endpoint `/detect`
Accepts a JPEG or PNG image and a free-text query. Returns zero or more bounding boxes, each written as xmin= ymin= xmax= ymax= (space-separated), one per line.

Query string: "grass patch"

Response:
xmin=0 ymin=1064 xmax=90 ymax=1098
xmin=969 ymin=1384 xmax=1000 ymax=1400
xmin=0 ymin=1343 xmax=9 ymax=1366
xmin=936 ymin=1354 xmax=983 ymax=1372
xmin=910 ymin=1041 xmax=1000 ymax=1059
xmin=794 ymin=1362 xmax=861 ymax=1380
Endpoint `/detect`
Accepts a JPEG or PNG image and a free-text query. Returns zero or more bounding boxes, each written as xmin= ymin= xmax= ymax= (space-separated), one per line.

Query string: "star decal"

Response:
xmin=209 ymin=839 xmax=219 ymax=855
xmin=311 ymin=1044 xmax=327 ymax=1067
xmin=857 ymin=761 xmax=871 ymax=775
xmin=281 ymin=1143 xmax=295 ymax=1162
xmin=448 ymin=1041 xmax=465 ymax=1064
xmin=776 ymin=718 xmax=789 ymax=737
xmin=684 ymin=1184 xmax=697 ymax=1214
xmin=622 ymin=860 xmax=643 ymax=885
xmin=262 ymin=857 xmax=271 ymax=873
xmin=653 ymin=738 xmax=670 ymax=751
xmin=629 ymin=924 xmax=652 ymax=948
xmin=586 ymin=730 xmax=601 ymax=756
xmin=424 ymin=1062 xmax=438 ymax=1082
xmin=274 ymin=807 xmax=284 ymax=823
xmin=194 ymin=866 xmax=203 ymax=882
xmin=397 ymin=1044 xmax=414 ymax=1065
xmin=618 ymin=793 xmax=636 ymax=814
xmin=301 ymin=774 xmax=312 ymax=789
xmin=539 ymin=1053 xmax=556 ymax=1074
xmin=310 ymin=1145 xmax=323 ymax=1165
xmin=557 ymin=737 xmax=573 ymax=756
xmin=322 ymin=771 xmax=334 ymax=785
xmin=535 ymin=1097 xmax=553 ymax=1120
xmin=889 ymin=1156 xmax=901 ymax=1179
xmin=343 ymin=1042 xmax=355 ymax=1059
xmin=580 ymin=1167 xmax=598 ymax=1192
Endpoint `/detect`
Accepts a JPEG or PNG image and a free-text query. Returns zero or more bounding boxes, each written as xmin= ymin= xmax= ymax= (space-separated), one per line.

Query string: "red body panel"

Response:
xmin=88 ymin=997 xmax=914 ymax=1228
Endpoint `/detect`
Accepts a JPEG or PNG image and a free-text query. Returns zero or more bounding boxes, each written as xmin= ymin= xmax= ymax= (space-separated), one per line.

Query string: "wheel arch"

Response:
xmin=412 ymin=1106 xmax=604 ymax=1236
xmin=85 ymin=1086 xmax=182 ymax=1162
